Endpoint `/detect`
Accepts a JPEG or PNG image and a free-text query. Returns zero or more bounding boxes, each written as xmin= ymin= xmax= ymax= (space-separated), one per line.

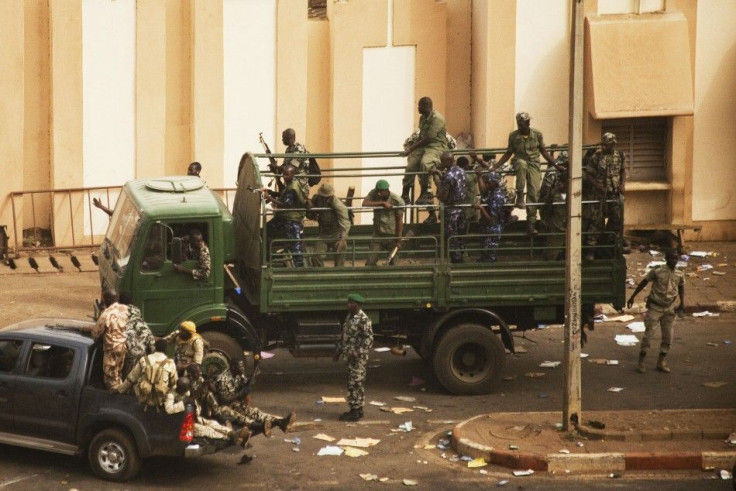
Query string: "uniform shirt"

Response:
xmin=284 ymin=142 xmax=310 ymax=191
xmin=164 ymin=389 xmax=188 ymax=414
xmin=365 ymin=189 xmax=404 ymax=236
xmin=277 ymin=180 xmax=307 ymax=223
xmin=125 ymin=305 xmax=155 ymax=362
xmin=480 ymin=187 xmax=506 ymax=225
xmin=117 ymin=351 xmax=177 ymax=396
xmin=214 ymin=369 xmax=250 ymax=401
xmin=191 ymin=243 xmax=211 ymax=281
xmin=645 ymin=265 xmax=684 ymax=310
xmin=584 ymin=150 xmax=626 ymax=196
xmin=340 ymin=309 xmax=373 ymax=359
xmin=163 ymin=331 xmax=205 ymax=366
xmin=92 ymin=302 xmax=129 ymax=350
xmin=311 ymin=195 xmax=351 ymax=239
xmin=506 ymin=128 xmax=545 ymax=163
xmin=440 ymin=165 xmax=467 ymax=206
xmin=418 ymin=110 xmax=448 ymax=151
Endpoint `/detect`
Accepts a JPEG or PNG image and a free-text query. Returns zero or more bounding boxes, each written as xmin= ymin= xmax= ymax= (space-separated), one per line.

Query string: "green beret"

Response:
xmin=347 ymin=293 xmax=365 ymax=304
xmin=375 ymin=179 xmax=390 ymax=190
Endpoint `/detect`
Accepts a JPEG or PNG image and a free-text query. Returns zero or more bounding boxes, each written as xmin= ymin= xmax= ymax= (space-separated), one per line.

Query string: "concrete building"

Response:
xmin=0 ymin=0 xmax=734 ymax=251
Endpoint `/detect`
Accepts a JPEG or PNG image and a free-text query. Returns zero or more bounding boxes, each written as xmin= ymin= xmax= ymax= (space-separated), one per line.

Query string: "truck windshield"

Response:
xmin=104 ymin=191 xmax=141 ymax=273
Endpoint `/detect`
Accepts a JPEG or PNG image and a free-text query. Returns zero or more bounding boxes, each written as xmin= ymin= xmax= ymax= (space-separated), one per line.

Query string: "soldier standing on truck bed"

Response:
xmin=119 ymin=292 xmax=155 ymax=378
xmin=362 ymin=180 xmax=405 ymax=266
xmin=431 ymin=151 xmax=467 ymax=263
xmin=306 ymin=182 xmax=351 ymax=267
xmin=262 ymin=163 xmax=307 ymax=267
xmin=334 ymin=293 xmax=373 ymax=422
xmin=91 ymin=288 xmax=129 ymax=390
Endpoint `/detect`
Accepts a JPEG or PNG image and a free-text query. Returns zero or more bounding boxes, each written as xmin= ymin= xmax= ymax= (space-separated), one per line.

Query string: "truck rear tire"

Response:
xmin=432 ymin=323 xmax=505 ymax=395
xmin=202 ymin=331 xmax=245 ymax=361
xmin=88 ymin=428 xmax=141 ymax=482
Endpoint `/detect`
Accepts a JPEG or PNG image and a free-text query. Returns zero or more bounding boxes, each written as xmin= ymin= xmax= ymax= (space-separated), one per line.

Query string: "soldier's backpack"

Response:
xmin=136 ymin=355 xmax=177 ymax=410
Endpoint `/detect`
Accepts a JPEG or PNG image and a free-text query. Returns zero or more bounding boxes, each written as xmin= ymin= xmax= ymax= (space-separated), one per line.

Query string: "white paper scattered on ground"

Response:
xmin=693 ymin=311 xmax=720 ymax=317
xmin=313 ymin=433 xmax=335 ymax=442
xmin=512 ymin=469 xmax=535 ymax=476
xmin=608 ymin=314 xmax=636 ymax=323
xmin=615 ymin=334 xmax=639 ymax=346
xmin=336 ymin=437 xmax=381 ymax=448
xmin=360 ymin=473 xmax=378 ymax=481
xmin=394 ymin=396 xmax=416 ymax=402
xmin=646 ymin=260 xmax=666 ymax=270
xmin=627 ymin=321 xmax=646 ymax=332
xmin=343 ymin=446 xmax=369 ymax=457
xmin=321 ymin=396 xmax=346 ymax=403
xmin=649 ymin=250 xmax=661 ymax=256
xmin=689 ymin=251 xmax=708 ymax=257
xmin=607 ymin=387 xmax=624 ymax=392
xmin=374 ymin=347 xmax=391 ymax=352
xmin=580 ymin=353 xmax=589 ymax=358
xmin=468 ymin=457 xmax=488 ymax=468
xmin=398 ymin=421 xmax=413 ymax=432
xmin=539 ymin=361 xmax=561 ymax=368
xmin=403 ymin=479 xmax=418 ymax=486
xmin=369 ymin=400 xmax=386 ymax=406
xmin=606 ymin=360 xmax=619 ymax=365
xmin=317 ymin=445 xmax=344 ymax=456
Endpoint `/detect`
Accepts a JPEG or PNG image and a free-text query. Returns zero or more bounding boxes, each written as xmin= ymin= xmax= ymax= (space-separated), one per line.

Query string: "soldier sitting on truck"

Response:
xmin=261 ymin=163 xmax=307 ymax=267
xmin=306 ymin=182 xmax=351 ymax=267
xmin=362 ymin=180 xmax=405 ymax=266
xmin=173 ymin=229 xmax=211 ymax=280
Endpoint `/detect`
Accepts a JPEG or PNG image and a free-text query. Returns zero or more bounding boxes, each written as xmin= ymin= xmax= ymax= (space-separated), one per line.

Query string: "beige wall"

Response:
xmin=445 ymin=0 xmax=471 ymax=139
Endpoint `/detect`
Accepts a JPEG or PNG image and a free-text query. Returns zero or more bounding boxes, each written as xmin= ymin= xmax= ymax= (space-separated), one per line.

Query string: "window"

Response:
xmin=602 ymin=118 xmax=667 ymax=181
xmin=26 ymin=343 xmax=75 ymax=379
xmin=141 ymin=223 xmax=165 ymax=273
xmin=0 ymin=340 xmax=22 ymax=372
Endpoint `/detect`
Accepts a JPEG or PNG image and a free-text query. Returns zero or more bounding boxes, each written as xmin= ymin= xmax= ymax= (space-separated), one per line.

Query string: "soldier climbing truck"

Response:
xmin=96 ymin=151 xmax=625 ymax=395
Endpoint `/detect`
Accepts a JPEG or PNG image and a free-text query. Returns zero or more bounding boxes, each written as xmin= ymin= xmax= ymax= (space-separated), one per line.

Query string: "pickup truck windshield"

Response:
xmin=104 ymin=191 xmax=141 ymax=273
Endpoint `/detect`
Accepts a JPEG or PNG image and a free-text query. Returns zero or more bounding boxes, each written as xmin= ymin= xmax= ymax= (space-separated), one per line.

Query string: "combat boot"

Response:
xmin=234 ymin=428 xmax=251 ymax=448
xmin=274 ymin=411 xmax=296 ymax=433
xmin=636 ymin=352 xmax=646 ymax=374
xmin=656 ymin=353 xmax=671 ymax=373
xmin=250 ymin=419 xmax=272 ymax=438
xmin=401 ymin=185 xmax=413 ymax=205
xmin=338 ymin=409 xmax=362 ymax=422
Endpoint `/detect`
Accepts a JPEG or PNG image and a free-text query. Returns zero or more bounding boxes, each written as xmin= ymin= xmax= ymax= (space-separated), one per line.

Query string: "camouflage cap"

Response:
xmin=375 ymin=179 xmax=390 ymax=190
xmin=516 ymin=112 xmax=531 ymax=122
xmin=602 ymin=132 xmax=617 ymax=144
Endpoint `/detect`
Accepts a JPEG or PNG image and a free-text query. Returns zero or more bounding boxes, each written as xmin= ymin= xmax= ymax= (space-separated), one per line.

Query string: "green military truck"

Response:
xmin=97 ymin=151 xmax=625 ymax=395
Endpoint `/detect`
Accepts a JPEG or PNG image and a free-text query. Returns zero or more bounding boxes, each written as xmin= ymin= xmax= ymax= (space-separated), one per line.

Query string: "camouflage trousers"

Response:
xmin=216 ymin=401 xmax=277 ymax=427
xmin=195 ymin=416 xmax=232 ymax=440
xmin=103 ymin=344 xmax=126 ymax=390
xmin=479 ymin=222 xmax=503 ymax=262
xmin=640 ymin=306 xmax=675 ymax=355
xmin=346 ymin=354 xmax=368 ymax=411
xmin=583 ymin=199 xmax=622 ymax=246
xmin=444 ymin=207 xmax=466 ymax=263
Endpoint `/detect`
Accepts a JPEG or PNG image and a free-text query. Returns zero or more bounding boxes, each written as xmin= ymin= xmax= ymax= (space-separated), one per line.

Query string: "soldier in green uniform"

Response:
xmin=627 ymin=250 xmax=685 ymax=374
xmin=334 ymin=293 xmax=373 ymax=422
xmin=539 ymin=152 xmax=568 ymax=260
xmin=492 ymin=112 xmax=557 ymax=235
xmin=582 ymin=132 xmax=627 ymax=260
xmin=307 ymin=182 xmax=351 ymax=267
xmin=362 ymin=180 xmax=404 ymax=266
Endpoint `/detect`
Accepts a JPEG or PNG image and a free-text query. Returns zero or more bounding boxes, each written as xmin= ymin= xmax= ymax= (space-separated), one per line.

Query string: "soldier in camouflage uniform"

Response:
xmin=91 ymin=289 xmax=129 ymax=390
xmin=334 ymin=293 xmax=373 ymax=422
xmin=262 ymin=163 xmax=307 ymax=267
xmin=582 ymin=132 xmax=627 ymax=260
xmin=474 ymin=169 xmax=505 ymax=262
xmin=119 ymin=293 xmax=156 ymax=378
xmin=539 ymin=152 xmax=569 ymax=260
xmin=627 ymin=250 xmax=685 ymax=374
xmin=282 ymin=128 xmax=312 ymax=197
xmin=173 ymin=229 xmax=211 ymax=280
xmin=163 ymin=321 xmax=206 ymax=373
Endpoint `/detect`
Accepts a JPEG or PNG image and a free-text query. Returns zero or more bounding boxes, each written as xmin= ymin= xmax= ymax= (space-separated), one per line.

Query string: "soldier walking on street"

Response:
xmin=334 ymin=293 xmax=373 ymax=422
xmin=627 ymin=249 xmax=685 ymax=374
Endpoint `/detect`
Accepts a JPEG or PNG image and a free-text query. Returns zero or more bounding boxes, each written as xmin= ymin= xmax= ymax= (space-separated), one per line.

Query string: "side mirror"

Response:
xmin=172 ymin=237 xmax=183 ymax=264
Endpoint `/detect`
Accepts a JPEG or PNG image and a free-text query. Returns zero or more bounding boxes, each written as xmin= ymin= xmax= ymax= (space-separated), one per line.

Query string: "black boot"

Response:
xmin=338 ymin=408 xmax=362 ymax=422
xmin=249 ymin=419 xmax=272 ymax=438
xmin=274 ymin=411 xmax=296 ymax=433
xmin=401 ymin=185 xmax=413 ymax=204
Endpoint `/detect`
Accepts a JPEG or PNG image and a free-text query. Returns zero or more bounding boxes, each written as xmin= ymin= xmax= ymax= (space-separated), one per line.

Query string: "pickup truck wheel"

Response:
xmin=432 ymin=323 xmax=505 ymax=395
xmin=88 ymin=429 xmax=141 ymax=482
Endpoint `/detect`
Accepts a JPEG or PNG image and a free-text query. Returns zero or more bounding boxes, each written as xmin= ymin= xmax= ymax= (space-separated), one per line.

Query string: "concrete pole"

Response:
xmin=563 ymin=0 xmax=585 ymax=432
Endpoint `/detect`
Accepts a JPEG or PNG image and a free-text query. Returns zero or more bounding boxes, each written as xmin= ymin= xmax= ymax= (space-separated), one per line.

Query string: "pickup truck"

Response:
xmin=0 ymin=318 xmax=230 ymax=481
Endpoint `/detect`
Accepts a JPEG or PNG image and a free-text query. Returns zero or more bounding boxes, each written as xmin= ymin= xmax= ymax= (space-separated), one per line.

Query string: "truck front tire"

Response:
xmin=88 ymin=428 xmax=141 ymax=482
xmin=202 ymin=331 xmax=245 ymax=361
xmin=432 ymin=323 xmax=505 ymax=395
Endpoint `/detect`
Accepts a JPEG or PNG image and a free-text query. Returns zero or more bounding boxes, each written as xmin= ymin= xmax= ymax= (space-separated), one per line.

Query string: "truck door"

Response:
xmin=0 ymin=338 xmax=23 ymax=432
xmin=135 ymin=221 xmax=218 ymax=335
xmin=14 ymin=342 xmax=80 ymax=443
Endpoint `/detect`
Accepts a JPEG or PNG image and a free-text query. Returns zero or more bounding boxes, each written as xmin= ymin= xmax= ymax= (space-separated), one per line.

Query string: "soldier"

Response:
xmin=119 ymin=292 xmax=155 ymax=378
xmin=582 ymin=132 xmax=627 ymax=260
xmin=280 ymin=128 xmax=312 ymax=196
xmin=173 ymin=229 xmax=211 ymax=280
xmin=117 ymin=339 xmax=178 ymax=408
xmin=627 ymin=250 xmax=685 ymax=374
xmin=91 ymin=289 xmax=129 ymax=390
xmin=401 ymin=96 xmax=448 ymax=224
xmin=474 ymin=169 xmax=505 ymax=262
xmin=262 ymin=163 xmax=307 ymax=267
xmin=306 ymin=182 xmax=351 ymax=267
xmin=362 ymin=180 xmax=405 ymax=266
xmin=539 ymin=152 xmax=569 ymax=260
xmin=334 ymin=293 xmax=374 ymax=422
xmin=492 ymin=112 xmax=557 ymax=235
xmin=162 ymin=321 xmax=206 ymax=373
xmin=457 ymin=156 xmax=479 ymax=228
xmin=187 ymin=161 xmax=202 ymax=177
xmin=431 ymin=152 xmax=467 ymax=263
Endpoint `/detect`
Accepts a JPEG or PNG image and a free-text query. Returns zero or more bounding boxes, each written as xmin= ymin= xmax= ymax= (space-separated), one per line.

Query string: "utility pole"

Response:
xmin=563 ymin=0 xmax=585 ymax=432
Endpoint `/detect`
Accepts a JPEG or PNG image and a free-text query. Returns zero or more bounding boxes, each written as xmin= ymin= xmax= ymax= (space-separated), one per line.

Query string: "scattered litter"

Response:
xmin=712 ymin=271 xmax=726 ymax=276
xmin=627 ymin=321 xmax=646 ymax=332
xmin=626 ymin=278 xmax=636 ymax=286
xmin=588 ymin=358 xmax=608 ymax=364
xmin=555 ymin=423 xmax=564 ymax=430
xmin=689 ymin=251 xmax=709 ymax=257
xmin=360 ymin=473 xmax=378 ymax=481
xmin=386 ymin=407 xmax=414 ymax=415
xmin=313 ymin=433 xmax=335 ymax=442
xmin=408 ymin=376 xmax=425 ymax=386
xmin=317 ymin=445 xmax=344 ymax=456
xmin=649 ymin=250 xmax=661 ymax=256
xmin=497 ymin=480 xmax=509 ymax=486
xmin=607 ymin=387 xmax=624 ymax=392
xmin=284 ymin=437 xmax=301 ymax=445
xmin=292 ymin=447 xmax=300 ymax=452
xmin=343 ymin=446 xmax=369 ymax=457
xmin=559 ymin=449 xmax=570 ymax=454
xmin=314 ymin=418 xmax=322 ymax=422
xmin=697 ymin=264 xmax=714 ymax=272
xmin=725 ymin=433 xmax=736 ymax=445
xmin=538 ymin=393 xmax=549 ymax=398
xmin=609 ymin=473 xmax=621 ymax=479
xmin=394 ymin=396 xmax=416 ymax=402
xmin=702 ymin=381 xmax=728 ymax=388
xmin=580 ymin=353 xmax=589 ymax=358
xmin=397 ymin=421 xmax=414 ymax=432
xmin=336 ymin=437 xmax=380 ymax=448
xmin=525 ymin=372 xmax=545 ymax=378
xmin=508 ymin=445 xmax=518 ymax=450
xmin=379 ymin=477 xmax=389 ymax=482
xmin=479 ymin=469 xmax=489 ymax=475
xmin=706 ymin=342 xmax=720 ymax=347
xmin=693 ymin=311 xmax=720 ymax=317
xmin=321 ymin=396 xmax=346 ymax=403
xmin=369 ymin=400 xmax=386 ymax=407
xmin=576 ymin=442 xmax=584 ymax=447
xmin=374 ymin=347 xmax=391 ymax=352
xmin=606 ymin=360 xmax=619 ymax=366
xmin=645 ymin=260 xmax=666 ymax=271
xmin=468 ymin=457 xmax=488 ymax=468
xmin=720 ymin=469 xmax=732 ymax=480
xmin=512 ymin=469 xmax=534 ymax=477
xmin=539 ymin=361 xmax=561 ymax=368
xmin=615 ymin=334 xmax=639 ymax=346
xmin=726 ymin=340 xmax=734 ymax=345
xmin=608 ymin=314 xmax=635 ymax=322
xmin=537 ymin=324 xmax=549 ymax=329
xmin=413 ymin=405 xmax=432 ymax=413
xmin=402 ymin=479 xmax=418 ymax=486
xmin=594 ymin=314 xmax=608 ymax=322
xmin=717 ymin=263 xmax=728 ymax=267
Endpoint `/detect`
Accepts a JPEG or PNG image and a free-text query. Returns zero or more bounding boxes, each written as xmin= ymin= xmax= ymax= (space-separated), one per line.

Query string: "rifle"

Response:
xmin=386 ymin=230 xmax=415 ymax=266
xmin=343 ymin=186 xmax=356 ymax=224
xmin=258 ymin=132 xmax=282 ymax=190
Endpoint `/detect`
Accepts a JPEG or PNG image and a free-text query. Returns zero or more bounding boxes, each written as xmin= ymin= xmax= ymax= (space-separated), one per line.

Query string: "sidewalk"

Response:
xmin=452 ymin=409 xmax=736 ymax=474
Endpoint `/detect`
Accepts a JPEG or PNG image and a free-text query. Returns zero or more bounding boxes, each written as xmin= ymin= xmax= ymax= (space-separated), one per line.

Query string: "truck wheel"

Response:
xmin=202 ymin=331 xmax=245 ymax=361
xmin=432 ymin=323 xmax=505 ymax=395
xmin=88 ymin=429 xmax=141 ymax=482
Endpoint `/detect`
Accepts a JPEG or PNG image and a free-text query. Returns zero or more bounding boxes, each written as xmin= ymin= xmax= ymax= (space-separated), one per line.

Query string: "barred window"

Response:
xmin=602 ymin=117 xmax=667 ymax=181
